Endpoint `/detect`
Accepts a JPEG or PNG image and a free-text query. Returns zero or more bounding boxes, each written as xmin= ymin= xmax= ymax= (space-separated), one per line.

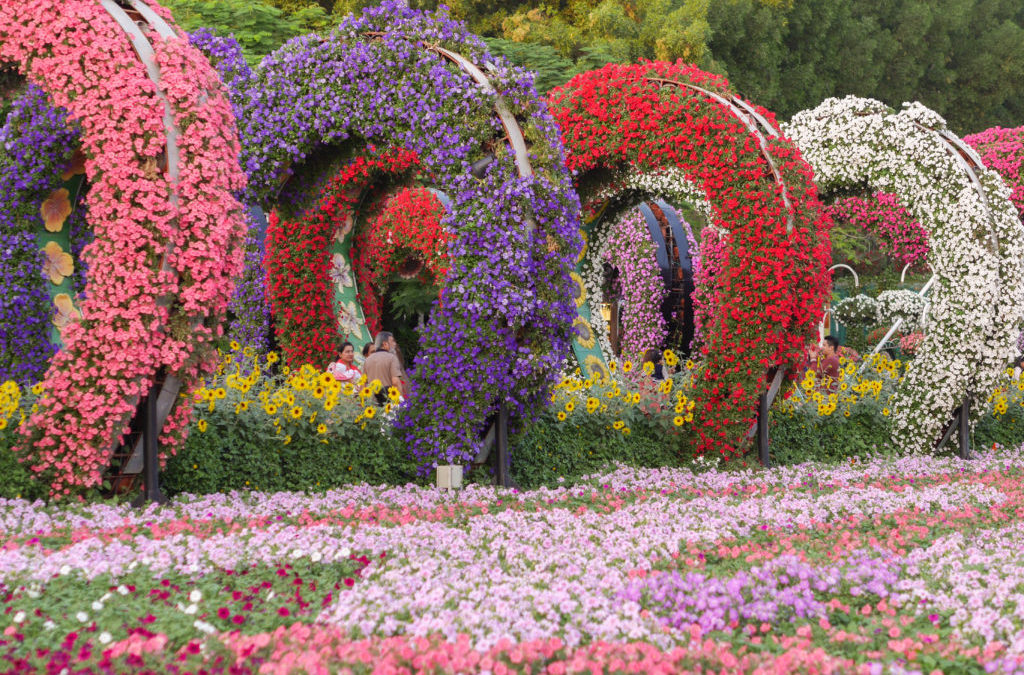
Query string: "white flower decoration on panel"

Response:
xmin=330 ymin=253 xmax=354 ymax=289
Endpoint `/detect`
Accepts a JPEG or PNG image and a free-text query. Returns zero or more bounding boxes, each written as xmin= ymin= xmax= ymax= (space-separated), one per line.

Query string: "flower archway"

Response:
xmin=785 ymin=97 xmax=1024 ymax=453
xmin=0 ymin=0 xmax=247 ymax=495
xmin=549 ymin=62 xmax=831 ymax=458
xmin=197 ymin=3 xmax=581 ymax=467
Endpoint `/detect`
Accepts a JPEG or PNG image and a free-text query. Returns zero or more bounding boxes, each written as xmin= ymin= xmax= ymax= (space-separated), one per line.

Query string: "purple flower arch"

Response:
xmin=195 ymin=3 xmax=582 ymax=467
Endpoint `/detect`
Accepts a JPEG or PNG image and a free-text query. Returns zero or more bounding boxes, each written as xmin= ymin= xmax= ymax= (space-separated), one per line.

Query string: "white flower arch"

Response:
xmin=785 ymin=96 xmax=1024 ymax=453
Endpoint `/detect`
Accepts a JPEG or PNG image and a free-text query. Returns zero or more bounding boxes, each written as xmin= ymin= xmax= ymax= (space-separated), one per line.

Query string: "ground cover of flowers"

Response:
xmin=2 ymin=450 xmax=1024 ymax=674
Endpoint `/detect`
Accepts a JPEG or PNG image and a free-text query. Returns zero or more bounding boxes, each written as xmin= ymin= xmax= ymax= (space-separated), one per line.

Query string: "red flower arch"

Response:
xmin=549 ymin=62 xmax=831 ymax=458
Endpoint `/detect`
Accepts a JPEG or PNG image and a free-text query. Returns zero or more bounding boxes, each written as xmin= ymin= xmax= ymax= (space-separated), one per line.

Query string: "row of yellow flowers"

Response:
xmin=192 ymin=349 xmax=399 ymax=445
xmin=778 ymin=351 xmax=1024 ymax=421
xmin=3 ymin=348 xmax=1022 ymax=444
xmin=548 ymin=350 xmax=697 ymax=435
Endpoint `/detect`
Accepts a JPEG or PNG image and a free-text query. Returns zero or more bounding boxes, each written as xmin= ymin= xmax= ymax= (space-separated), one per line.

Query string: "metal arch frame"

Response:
xmin=359 ymin=35 xmax=537 ymax=235
xmin=649 ymin=200 xmax=697 ymax=353
xmin=637 ymin=202 xmax=672 ymax=283
xmin=829 ymin=263 xmax=860 ymax=288
xmin=98 ymin=1 xmax=201 ymax=489
xmin=820 ymin=264 xmax=860 ymax=346
xmin=646 ymin=76 xmax=796 ymax=234
xmin=426 ymin=46 xmax=535 ymax=193
xmin=657 ymin=199 xmax=694 ymax=276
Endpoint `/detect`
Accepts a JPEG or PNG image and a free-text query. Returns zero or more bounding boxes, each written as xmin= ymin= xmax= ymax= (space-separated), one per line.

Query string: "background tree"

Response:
xmin=131 ymin=0 xmax=1024 ymax=132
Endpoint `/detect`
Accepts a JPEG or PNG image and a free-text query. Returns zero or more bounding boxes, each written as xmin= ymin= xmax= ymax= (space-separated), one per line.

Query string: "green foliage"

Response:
xmin=483 ymin=38 xmax=578 ymax=92
xmin=160 ymin=0 xmax=1022 ymax=126
xmin=161 ymin=0 xmax=328 ymax=66
xmin=163 ymin=418 xmax=419 ymax=495
xmin=0 ymin=430 xmax=45 ymax=501
xmin=707 ymin=0 xmax=1024 ymax=133
xmin=511 ymin=415 xmax=679 ymax=489
xmin=974 ymin=411 xmax=1024 ymax=451
xmin=163 ymin=396 xmax=421 ymax=496
xmin=769 ymin=408 xmax=893 ymax=465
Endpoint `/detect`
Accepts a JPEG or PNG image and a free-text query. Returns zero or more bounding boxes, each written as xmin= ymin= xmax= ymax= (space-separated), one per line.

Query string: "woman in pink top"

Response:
xmin=327 ymin=342 xmax=361 ymax=382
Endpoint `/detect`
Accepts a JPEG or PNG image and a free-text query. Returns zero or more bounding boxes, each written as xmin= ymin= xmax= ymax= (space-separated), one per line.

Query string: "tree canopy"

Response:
xmin=162 ymin=0 xmax=1023 ymax=133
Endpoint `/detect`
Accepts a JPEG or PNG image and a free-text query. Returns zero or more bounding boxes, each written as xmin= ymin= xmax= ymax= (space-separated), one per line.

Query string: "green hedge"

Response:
xmin=163 ymin=425 xmax=420 ymax=495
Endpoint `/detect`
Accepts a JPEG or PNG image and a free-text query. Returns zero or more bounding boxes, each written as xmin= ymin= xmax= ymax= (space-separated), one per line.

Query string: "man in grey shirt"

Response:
xmin=362 ymin=331 xmax=408 ymax=402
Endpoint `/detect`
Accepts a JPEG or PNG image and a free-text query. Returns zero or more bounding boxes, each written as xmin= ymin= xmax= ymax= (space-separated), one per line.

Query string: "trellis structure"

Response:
xmin=195 ymin=5 xmax=582 ymax=470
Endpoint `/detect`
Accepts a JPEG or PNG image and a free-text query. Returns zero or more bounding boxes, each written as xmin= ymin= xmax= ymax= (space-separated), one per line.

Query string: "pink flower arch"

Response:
xmin=0 ymin=0 xmax=247 ymax=496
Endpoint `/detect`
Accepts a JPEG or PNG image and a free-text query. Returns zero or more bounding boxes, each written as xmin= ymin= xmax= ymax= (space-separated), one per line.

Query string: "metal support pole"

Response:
xmin=495 ymin=404 xmax=511 ymax=488
xmin=135 ymin=375 xmax=166 ymax=505
xmin=757 ymin=390 xmax=770 ymax=468
xmin=959 ymin=395 xmax=971 ymax=460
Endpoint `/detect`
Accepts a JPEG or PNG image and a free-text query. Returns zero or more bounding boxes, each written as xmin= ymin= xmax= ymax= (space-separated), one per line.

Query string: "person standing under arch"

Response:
xmin=363 ymin=331 xmax=408 ymax=404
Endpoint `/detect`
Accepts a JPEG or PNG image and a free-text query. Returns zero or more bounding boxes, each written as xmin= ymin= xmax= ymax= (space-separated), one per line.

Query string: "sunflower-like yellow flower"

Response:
xmin=197 ymin=419 xmax=208 ymax=433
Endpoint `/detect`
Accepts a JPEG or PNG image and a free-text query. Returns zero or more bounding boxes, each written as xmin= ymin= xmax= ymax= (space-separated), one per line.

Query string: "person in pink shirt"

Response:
xmin=327 ymin=342 xmax=361 ymax=382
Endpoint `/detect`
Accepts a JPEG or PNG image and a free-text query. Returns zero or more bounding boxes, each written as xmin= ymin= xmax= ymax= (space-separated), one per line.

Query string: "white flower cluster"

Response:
xmin=876 ymin=289 xmax=929 ymax=333
xmin=785 ymin=96 xmax=1024 ymax=453
xmin=832 ymin=294 xmax=879 ymax=328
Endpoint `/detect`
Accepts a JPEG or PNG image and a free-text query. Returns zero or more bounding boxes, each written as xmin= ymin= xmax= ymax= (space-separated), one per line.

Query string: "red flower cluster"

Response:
xmin=351 ymin=187 xmax=448 ymax=334
xmin=549 ymin=62 xmax=831 ymax=459
xmin=264 ymin=149 xmax=419 ymax=368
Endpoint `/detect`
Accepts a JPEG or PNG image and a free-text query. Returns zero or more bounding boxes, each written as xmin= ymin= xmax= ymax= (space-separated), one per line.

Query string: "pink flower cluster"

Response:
xmin=964 ymin=126 xmax=1024 ymax=220
xmin=604 ymin=211 xmax=668 ymax=359
xmin=824 ymin=192 xmax=930 ymax=267
xmin=0 ymin=1 xmax=247 ymax=496
xmin=220 ymin=625 xmax=864 ymax=674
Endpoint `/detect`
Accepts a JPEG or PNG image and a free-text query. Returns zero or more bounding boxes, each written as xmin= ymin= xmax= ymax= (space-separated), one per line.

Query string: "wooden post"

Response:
xmin=757 ymin=389 xmax=770 ymax=468
xmin=495 ymin=403 xmax=511 ymax=488
xmin=958 ymin=395 xmax=971 ymax=460
xmin=134 ymin=374 xmax=166 ymax=506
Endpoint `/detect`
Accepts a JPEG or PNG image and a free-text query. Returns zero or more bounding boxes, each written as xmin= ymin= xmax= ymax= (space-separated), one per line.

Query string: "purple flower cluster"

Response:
xmin=621 ymin=554 xmax=901 ymax=633
xmin=0 ymin=85 xmax=79 ymax=385
xmin=194 ymin=3 xmax=582 ymax=467
xmin=226 ymin=227 xmax=271 ymax=352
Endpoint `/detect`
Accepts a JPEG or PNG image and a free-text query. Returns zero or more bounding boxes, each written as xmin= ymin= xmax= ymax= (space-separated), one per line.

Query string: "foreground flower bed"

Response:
xmin=2 ymin=449 xmax=1024 ymax=673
